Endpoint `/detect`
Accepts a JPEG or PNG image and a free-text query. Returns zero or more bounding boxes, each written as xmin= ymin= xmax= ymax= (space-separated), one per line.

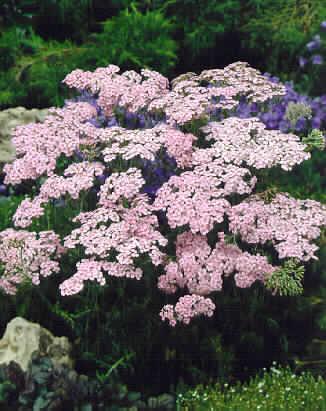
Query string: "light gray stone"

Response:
xmin=0 ymin=317 xmax=72 ymax=371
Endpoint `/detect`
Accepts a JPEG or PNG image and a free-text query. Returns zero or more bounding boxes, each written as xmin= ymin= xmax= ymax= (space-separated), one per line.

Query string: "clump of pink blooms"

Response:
xmin=0 ymin=229 xmax=63 ymax=295
xmin=1 ymin=62 xmax=325 ymax=326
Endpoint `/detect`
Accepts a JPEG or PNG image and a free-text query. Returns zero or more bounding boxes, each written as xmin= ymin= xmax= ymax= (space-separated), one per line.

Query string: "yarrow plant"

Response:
xmin=1 ymin=62 xmax=326 ymax=326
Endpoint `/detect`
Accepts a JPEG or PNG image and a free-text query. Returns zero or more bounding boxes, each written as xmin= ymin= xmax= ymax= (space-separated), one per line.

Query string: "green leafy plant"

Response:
xmin=302 ymin=129 xmax=326 ymax=151
xmin=160 ymin=0 xmax=240 ymax=58
xmin=0 ymin=26 xmax=88 ymax=108
xmin=177 ymin=364 xmax=326 ymax=411
xmin=265 ymin=259 xmax=305 ymax=297
xmin=89 ymin=3 xmax=178 ymax=75
xmin=0 ymin=354 xmax=144 ymax=411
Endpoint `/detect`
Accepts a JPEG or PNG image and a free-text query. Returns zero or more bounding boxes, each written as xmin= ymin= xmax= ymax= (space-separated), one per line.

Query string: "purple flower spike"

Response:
xmin=279 ymin=120 xmax=290 ymax=133
xmin=0 ymin=184 xmax=7 ymax=194
xmin=87 ymin=118 xmax=101 ymax=128
xmin=321 ymin=21 xmax=326 ymax=31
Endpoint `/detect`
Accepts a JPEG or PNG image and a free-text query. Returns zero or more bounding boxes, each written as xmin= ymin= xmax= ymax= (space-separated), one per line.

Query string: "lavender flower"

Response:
xmin=0 ymin=184 xmax=7 ymax=195
xmin=306 ymin=39 xmax=320 ymax=52
xmin=311 ymin=55 xmax=324 ymax=65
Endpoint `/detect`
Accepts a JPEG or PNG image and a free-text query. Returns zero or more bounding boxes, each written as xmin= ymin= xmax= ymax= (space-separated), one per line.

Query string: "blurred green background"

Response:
xmin=0 ymin=0 xmax=326 ymax=108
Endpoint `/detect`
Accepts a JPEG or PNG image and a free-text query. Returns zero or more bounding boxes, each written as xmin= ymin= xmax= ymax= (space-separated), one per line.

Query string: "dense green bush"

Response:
xmin=177 ymin=364 xmax=326 ymax=411
xmin=0 ymin=27 xmax=87 ymax=108
xmin=88 ymin=4 xmax=177 ymax=75
xmin=156 ymin=0 xmax=241 ymax=72
xmin=0 ymin=0 xmax=93 ymax=41
xmin=240 ymin=0 xmax=326 ymax=78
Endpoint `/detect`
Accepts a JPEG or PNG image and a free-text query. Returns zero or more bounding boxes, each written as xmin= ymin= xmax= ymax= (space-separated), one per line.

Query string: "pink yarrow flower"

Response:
xmin=1 ymin=62 xmax=325 ymax=327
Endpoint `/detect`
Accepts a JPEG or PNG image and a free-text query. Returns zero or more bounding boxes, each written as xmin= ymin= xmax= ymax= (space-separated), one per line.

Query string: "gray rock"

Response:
xmin=0 ymin=317 xmax=72 ymax=371
xmin=0 ymin=106 xmax=48 ymax=164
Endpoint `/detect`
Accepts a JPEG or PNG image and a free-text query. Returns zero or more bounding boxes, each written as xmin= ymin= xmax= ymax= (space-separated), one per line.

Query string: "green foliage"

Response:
xmin=241 ymin=0 xmax=326 ymax=75
xmin=266 ymin=260 xmax=305 ymax=297
xmin=89 ymin=4 xmax=177 ymax=75
xmin=32 ymin=0 xmax=93 ymax=41
xmin=256 ymin=150 xmax=326 ymax=203
xmin=0 ymin=28 xmax=23 ymax=71
xmin=0 ymin=27 xmax=88 ymax=108
xmin=177 ymin=364 xmax=326 ymax=411
xmin=0 ymin=0 xmax=35 ymax=29
xmin=0 ymin=355 xmax=144 ymax=411
xmin=159 ymin=0 xmax=240 ymax=59
xmin=303 ymin=129 xmax=326 ymax=151
xmin=0 ymin=0 xmax=94 ymax=41
xmin=0 ymin=196 xmax=23 ymax=231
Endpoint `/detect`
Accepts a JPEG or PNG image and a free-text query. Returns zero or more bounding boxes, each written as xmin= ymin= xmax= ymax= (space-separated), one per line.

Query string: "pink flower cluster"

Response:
xmin=100 ymin=124 xmax=196 ymax=167
xmin=197 ymin=61 xmax=286 ymax=103
xmin=64 ymin=62 xmax=285 ymax=127
xmin=60 ymin=169 xmax=167 ymax=295
xmin=63 ymin=65 xmax=169 ymax=117
xmin=0 ymin=229 xmax=63 ymax=294
xmin=13 ymin=161 xmax=104 ymax=228
xmin=228 ymin=193 xmax=326 ymax=261
xmin=154 ymin=164 xmax=256 ymax=234
xmin=1 ymin=62 xmax=325 ymax=326
xmin=158 ymin=232 xmax=276 ymax=325
xmin=4 ymin=102 xmax=99 ymax=185
xmin=149 ymin=61 xmax=286 ymax=125
xmin=196 ymin=117 xmax=310 ymax=170
xmin=160 ymin=295 xmax=216 ymax=327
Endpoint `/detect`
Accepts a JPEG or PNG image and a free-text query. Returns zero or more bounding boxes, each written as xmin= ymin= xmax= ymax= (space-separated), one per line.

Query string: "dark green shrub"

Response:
xmin=0 ymin=355 xmax=144 ymax=410
xmin=89 ymin=3 xmax=177 ymax=75
xmin=240 ymin=0 xmax=326 ymax=77
xmin=0 ymin=27 xmax=88 ymax=108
